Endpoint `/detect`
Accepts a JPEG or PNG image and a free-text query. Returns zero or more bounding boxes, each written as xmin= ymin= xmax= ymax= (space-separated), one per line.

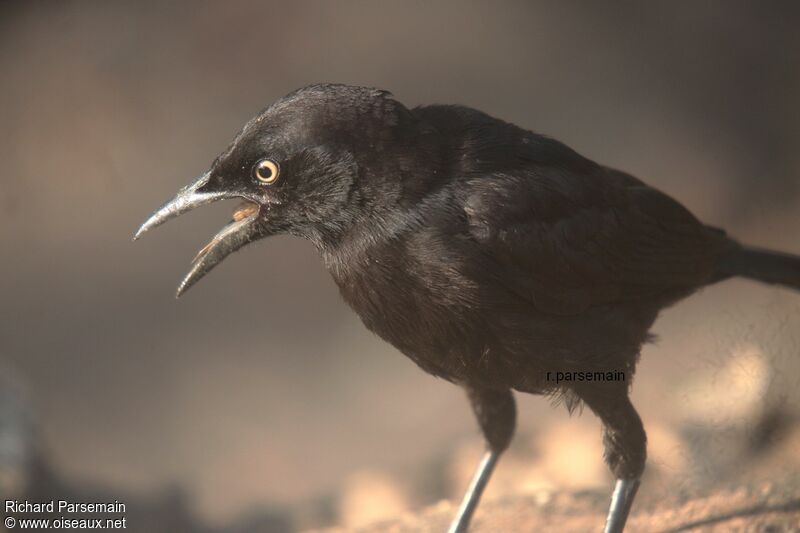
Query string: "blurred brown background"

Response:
xmin=1 ymin=2 xmax=799 ymax=532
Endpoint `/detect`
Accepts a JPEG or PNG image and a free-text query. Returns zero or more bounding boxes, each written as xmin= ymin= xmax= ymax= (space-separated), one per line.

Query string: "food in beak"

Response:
xmin=232 ymin=201 xmax=260 ymax=221
xmin=178 ymin=210 xmax=262 ymax=298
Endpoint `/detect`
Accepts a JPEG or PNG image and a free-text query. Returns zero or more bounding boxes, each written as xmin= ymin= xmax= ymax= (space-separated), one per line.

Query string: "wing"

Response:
xmin=463 ymin=164 xmax=730 ymax=315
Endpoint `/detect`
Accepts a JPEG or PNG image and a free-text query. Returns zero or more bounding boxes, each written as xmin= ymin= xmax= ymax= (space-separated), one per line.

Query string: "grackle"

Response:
xmin=135 ymin=84 xmax=800 ymax=532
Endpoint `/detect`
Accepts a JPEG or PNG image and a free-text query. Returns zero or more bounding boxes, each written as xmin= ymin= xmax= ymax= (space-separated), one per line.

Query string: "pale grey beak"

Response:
xmin=133 ymin=173 xmax=265 ymax=297
xmin=134 ymin=173 xmax=227 ymax=240
xmin=175 ymin=213 xmax=262 ymax=297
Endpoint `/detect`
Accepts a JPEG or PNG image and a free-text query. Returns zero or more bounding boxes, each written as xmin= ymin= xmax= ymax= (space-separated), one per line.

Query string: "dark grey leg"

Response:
xmin=604 ymin=478 xmax=640 ymax=533
xmin=447 ymin=386 xmax=516 ymax=533
xmin=447 ymin=450 xmax=499 ymax=533
xmin=577 ymin=386 xmax=646 ymax=533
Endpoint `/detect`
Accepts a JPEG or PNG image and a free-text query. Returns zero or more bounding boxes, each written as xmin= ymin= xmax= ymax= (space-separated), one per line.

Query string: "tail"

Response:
xmin=718 ymin=245 xmax=800 ymax=291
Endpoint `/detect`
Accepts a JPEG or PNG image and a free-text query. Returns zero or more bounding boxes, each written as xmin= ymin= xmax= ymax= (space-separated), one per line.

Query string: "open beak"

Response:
xmin=134 ymin=173 xmax=263 ymax=297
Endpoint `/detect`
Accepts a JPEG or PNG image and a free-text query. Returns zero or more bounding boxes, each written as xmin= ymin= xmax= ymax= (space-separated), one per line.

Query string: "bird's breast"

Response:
xmin=324 ymin=240 xmax=510 ymax=384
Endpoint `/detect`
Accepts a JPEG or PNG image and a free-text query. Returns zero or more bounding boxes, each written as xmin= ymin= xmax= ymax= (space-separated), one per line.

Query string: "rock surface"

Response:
xmin=315 ymin=479 xmax=800 ymax=533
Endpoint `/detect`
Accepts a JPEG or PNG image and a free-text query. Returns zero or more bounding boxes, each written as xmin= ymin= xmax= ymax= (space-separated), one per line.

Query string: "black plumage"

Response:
xmin=135 ymin=84 xmax=800 ymax=532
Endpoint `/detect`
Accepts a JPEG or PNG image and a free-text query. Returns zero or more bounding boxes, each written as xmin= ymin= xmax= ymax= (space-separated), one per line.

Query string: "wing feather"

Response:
xmin=464 ymin=167 xmax=729 ymax=314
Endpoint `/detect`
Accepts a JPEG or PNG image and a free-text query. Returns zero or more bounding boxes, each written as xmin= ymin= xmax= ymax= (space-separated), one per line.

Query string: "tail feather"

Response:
xmin=718 ymin=246 xmax=800 ymax=291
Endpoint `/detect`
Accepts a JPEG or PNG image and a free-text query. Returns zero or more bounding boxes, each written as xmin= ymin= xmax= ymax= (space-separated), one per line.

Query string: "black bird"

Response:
xmin=135 ymin=84 xmax=800 ymax=532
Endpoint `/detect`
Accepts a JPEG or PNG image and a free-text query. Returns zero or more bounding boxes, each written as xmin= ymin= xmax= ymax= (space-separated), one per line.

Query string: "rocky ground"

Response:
xmin=4 ymin=348 xmax=800 ymax=532
xmin=317 ymin=479 xmax=800 ymax=533
xmin=313 ymin=410 xmax=800 ymax=533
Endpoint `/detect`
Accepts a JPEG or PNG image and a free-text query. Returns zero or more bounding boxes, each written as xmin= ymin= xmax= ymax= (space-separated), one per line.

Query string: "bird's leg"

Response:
xmin=577 ymin=385 xmax=646 ymax=533
xmin=448 ymin=449 xmax=499 ymax=533
xmin=448 ymin=386 xmax=516 ymax=533
xmin=605 ymin=478 xmax=640 ymax=533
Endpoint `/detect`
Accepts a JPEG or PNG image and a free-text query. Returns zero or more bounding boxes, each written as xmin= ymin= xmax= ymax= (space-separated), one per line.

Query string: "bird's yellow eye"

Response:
xmin=254 ymin=159 xmax=280 ymax=184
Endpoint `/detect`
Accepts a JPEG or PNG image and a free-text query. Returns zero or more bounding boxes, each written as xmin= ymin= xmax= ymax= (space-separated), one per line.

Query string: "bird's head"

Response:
xmin=134 ymin=84 xmax=415 ymax=297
